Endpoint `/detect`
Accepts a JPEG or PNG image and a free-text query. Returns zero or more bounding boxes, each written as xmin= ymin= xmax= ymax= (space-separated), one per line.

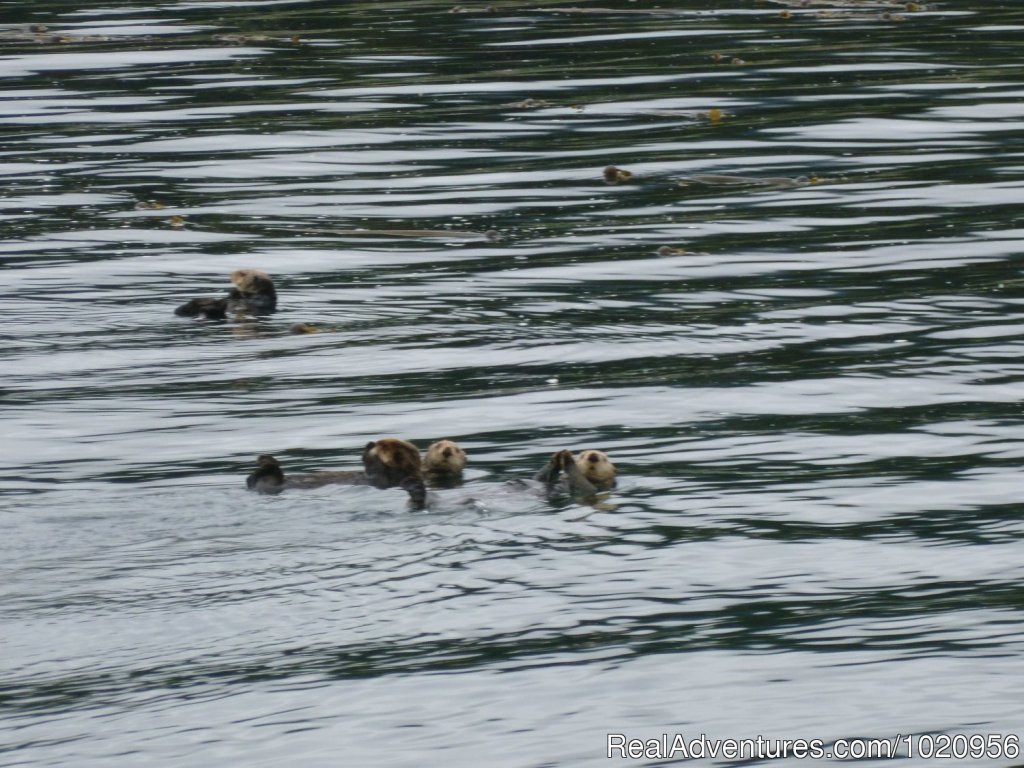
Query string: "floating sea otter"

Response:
xmin=175 ymin=269 xmax=278 ymax=319
xmin=435 ymin=447 xmax=617 ymax=512
xmin=534 ymin=448 xmax=617 ymax=499
xmin=248 ymin=440 xmax=613 ymax=508
xmin=246 ymin=438 xmax=465 ymax=509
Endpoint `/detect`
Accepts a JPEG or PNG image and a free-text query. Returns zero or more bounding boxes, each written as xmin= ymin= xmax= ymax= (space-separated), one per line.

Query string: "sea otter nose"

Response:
xmin=442 ymin=447 xmax=452 ymax=458
xmin=588 ymin=453 xmax=599 ymax=463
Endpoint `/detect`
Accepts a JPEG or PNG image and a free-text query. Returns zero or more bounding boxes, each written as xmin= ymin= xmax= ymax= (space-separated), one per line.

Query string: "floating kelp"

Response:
xmin=213 ymin=33 xmax=270 ymax=43
xmin=535 ymin=6 xmax=684 ymax=15
xmin=633 ymin=108 xmax=726 ymax=122
xmin=450 ymin=4 xmax=679 ymax=13
xmin=310 ymin=227 xmax=501 ymax=241
xmin=766 ymin=0 xmax=926 ymax=8
xmin=678 ymin=174 xmax=833 ymax=188
xmin=775 ymin=3 xmax=917 ymax=21
xmin=808 ymin=10 xmax=908 ymax=21
xmin=711 ymin=52 xmax=747 ymax=65
xmin=502 ymin=98 xmax=554 ymax=109
xmin=0 ymin=26 xmax=112 ymax=43
xmin=212 ymin=33 xmax=303 ymax=45
xmin=656 ymin=246 xmax=709 ymax=257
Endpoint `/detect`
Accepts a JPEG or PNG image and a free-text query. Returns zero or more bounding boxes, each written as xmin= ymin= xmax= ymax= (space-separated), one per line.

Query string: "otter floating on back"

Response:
xmin=247 ymin=440 xmax=616 ymax=509
xmin=431 ymin=447 xmax=617 ymax=512
xmin=175 ymin=269 xmax=278 ymax=319
xmin=247 ymin=438 xmax=440 ymax=509
xmin=534 ymin=448 xmax=616 ymax=499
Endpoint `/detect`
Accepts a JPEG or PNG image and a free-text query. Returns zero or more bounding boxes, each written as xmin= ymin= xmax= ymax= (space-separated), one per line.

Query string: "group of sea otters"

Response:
xmin=176 ymin=270 xmax=617 ymax=508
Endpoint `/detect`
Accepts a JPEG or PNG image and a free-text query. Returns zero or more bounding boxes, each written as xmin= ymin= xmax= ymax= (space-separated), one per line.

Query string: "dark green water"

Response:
xmin=2 ymin=1 xmax=1024 ymax=766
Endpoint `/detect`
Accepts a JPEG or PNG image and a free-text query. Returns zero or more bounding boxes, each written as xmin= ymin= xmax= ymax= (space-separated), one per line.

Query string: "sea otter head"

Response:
xmin=230 ymin=269 xmax=277 ymax=307
xmin=423 ymin=439 xmax=467 ymax=481
xmin=362 ymin=438 xmax=423 ymax=490
xmin=247 ymin=454 xmax=285 ymax=494
xmin=574 ymin=449 xmax=616 ymax=489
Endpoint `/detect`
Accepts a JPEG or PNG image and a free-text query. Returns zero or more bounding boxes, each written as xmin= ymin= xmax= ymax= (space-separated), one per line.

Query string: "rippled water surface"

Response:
xmin=4 ymin=1 xmax=1024 ymax=766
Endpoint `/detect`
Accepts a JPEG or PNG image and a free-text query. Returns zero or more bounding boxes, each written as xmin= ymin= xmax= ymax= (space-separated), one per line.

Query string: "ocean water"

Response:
xmin=3 ymin=2 xmax=1024 ymax=766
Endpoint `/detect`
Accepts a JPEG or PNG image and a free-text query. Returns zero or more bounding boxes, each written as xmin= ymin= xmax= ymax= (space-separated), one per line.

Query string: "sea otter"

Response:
xmin=422 ymin=439 xmax=467 ymax=487
xmin=429 ymin=447 xmax=616 ymax=513
xmin=247 ymin=454 xmax=285 ymax=494
xmin=175 ymin=269 xmax=278 ymax=319
xmin=246 ymin=438 xmax=427 ymax=507
xmin=534 ymin=448 xmax=617 ymax=499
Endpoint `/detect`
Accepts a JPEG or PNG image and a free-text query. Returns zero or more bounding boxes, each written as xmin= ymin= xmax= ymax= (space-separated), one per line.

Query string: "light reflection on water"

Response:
xmin=3 ymin=2 xmax=1024 ymax=766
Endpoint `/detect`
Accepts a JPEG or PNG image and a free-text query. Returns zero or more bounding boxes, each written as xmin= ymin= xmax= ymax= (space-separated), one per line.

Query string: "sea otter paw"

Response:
xmin=534 ymin=452 xmax=560 ymax=484
xmin=401 ymin=477 xmax=428 ymax=509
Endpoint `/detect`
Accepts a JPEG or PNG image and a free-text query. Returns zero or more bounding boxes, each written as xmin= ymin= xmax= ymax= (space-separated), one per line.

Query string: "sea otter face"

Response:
xmin=575 ymin=449 xmax=616 ymax=488
xmin=423 ymin=440 xmax=466 ymax=477
xmin=362 ymin=438 xmax=423 ymax=489
xmin=230 ymin=268 xmax=277 ymax=305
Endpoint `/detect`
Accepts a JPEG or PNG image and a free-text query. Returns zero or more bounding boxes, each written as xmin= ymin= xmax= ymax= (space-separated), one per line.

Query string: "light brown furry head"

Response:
xmin=229 ymin=269 xmax=277 ymax=311
xmin=423 ymin=439 xmax=466 ymax=480
xmin=362 ymin=438 xmax=423 ymax=489
xmin=574 ymin=449 xmax=616 ymax=489
xmin=230 ymin=268 xmax=274 ymax=293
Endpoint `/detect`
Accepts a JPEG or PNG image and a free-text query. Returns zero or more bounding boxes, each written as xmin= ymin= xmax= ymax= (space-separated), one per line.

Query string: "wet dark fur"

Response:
xmin=246 ymin=454 xmax=285 ymax=494
xmin=175 ymin=269 xmax=277 ymax=319
xmin=174 ymin=296 xmax=230 ymax=320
